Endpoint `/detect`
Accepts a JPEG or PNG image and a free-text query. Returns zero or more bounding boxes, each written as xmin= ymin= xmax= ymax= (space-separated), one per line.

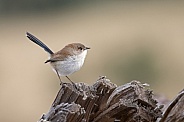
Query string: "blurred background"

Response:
xmin=1 ymin=1 xmax=184 ymax=122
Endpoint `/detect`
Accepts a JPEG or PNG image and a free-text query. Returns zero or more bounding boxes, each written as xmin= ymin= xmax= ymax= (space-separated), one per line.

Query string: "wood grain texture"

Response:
xmin=38 ymin=77 xmax=184 ymax=122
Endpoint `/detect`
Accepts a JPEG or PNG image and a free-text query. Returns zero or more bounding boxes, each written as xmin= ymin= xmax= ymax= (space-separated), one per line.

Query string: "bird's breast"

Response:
xmin=50 ymin=50 xmax=87 ymax=76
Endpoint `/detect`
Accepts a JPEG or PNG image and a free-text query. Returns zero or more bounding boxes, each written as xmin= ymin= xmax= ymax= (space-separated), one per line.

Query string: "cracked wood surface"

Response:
xmin=38 ymin=77 xmax=184 ymax=122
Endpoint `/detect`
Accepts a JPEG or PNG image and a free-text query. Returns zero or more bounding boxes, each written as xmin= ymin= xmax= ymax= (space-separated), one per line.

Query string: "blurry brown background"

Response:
xmin=1 ymin=1 xmax=184 ymax=122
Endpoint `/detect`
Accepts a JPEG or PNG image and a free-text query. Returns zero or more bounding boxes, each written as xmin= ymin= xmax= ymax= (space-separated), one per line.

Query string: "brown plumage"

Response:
xmin=26 ymin=32 xmax=90 ymax=85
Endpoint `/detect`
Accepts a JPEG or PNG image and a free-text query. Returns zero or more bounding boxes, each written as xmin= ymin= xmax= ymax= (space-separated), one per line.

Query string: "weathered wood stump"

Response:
xmin=38 ymin=76 xmax=184 ymax=122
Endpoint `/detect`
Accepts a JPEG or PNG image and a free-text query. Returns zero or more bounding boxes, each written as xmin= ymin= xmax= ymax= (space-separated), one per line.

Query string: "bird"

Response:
xmin=26 ymin=32 xmax=90 ymax=86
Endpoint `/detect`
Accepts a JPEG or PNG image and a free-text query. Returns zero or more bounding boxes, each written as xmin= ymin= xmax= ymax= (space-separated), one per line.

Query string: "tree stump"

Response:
xmin=38 ymin=76 xmax=184 ymax=122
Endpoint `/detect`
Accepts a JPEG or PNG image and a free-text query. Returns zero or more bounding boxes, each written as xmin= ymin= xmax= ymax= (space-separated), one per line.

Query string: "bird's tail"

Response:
xmin=26 ymin=32 xmax=54 ymax=55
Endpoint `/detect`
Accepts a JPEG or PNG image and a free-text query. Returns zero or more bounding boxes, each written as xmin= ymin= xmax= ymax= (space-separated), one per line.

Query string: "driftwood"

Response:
xmin=38 ymin=76 xmax=184 ymax=122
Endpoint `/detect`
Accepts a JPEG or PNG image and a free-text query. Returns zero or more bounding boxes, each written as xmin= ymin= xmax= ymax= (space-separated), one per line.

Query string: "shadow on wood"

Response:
xmin=38 ymin=76 xmax=184 ymax=122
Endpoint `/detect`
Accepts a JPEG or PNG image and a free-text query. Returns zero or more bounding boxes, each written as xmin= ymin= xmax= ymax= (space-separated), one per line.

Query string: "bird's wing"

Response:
xmin=45 ymin=49 xmax=72 ymax=63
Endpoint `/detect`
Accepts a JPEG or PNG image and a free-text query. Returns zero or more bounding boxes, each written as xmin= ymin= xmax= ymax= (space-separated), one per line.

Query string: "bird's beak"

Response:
xmin=85 ymin=47 xmax=90 ymax=50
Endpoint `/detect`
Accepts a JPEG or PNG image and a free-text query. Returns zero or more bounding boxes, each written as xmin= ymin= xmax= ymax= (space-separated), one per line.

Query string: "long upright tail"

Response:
xmin=26 ymin=32 xmax=54 ymax=55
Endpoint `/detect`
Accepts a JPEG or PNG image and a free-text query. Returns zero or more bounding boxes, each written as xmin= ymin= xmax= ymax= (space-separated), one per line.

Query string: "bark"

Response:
xmin=38 ymin=76 xmax=184 ymax=122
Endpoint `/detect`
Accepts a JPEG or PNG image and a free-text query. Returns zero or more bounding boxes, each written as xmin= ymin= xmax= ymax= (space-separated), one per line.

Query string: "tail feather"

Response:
xmin=26 ymin=32 xmax=54 ymax=54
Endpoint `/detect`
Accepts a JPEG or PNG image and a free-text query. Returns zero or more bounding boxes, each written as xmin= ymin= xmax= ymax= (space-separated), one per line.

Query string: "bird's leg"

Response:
xmin=55 ymin=69 xmax=63 ymax=85
xmin=66 ymin=76 xmax=75 ymax=85
xmin=65 ymin=76 xmax=78 ymax=89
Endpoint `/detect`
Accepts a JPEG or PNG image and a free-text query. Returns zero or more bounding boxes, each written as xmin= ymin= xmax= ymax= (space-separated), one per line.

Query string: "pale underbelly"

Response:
xmin=50 ymin=60 xmax=83 ymax=76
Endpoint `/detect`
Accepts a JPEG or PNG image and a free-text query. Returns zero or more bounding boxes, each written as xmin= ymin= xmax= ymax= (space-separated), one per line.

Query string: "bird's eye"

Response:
xmin=78 ymin=47 xmax=83 ymax=50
